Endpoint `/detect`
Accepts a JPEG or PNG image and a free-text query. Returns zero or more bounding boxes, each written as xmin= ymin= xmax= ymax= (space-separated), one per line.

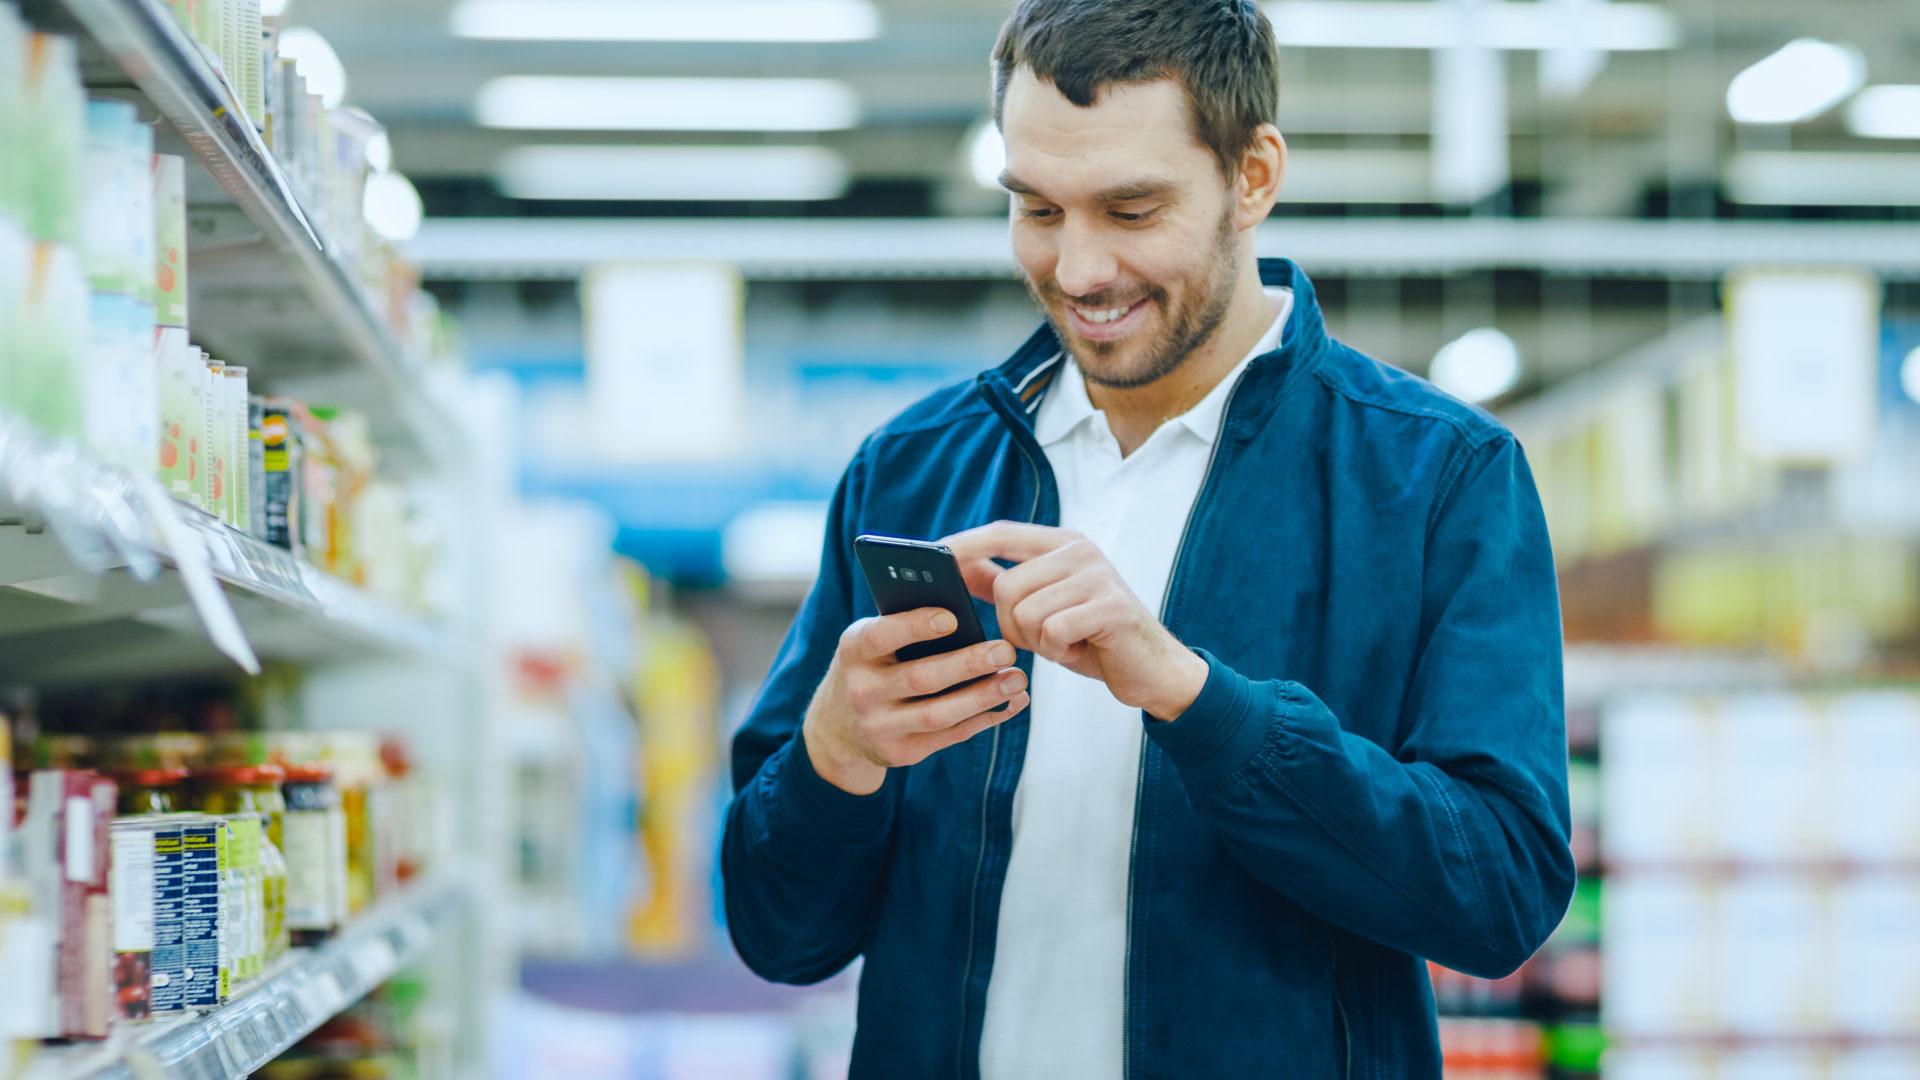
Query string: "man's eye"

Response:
xmin=1021 ymin=206 xmax=1058 ymax=219
xmin=1111 ymin=208 xmax=1155 ymax=223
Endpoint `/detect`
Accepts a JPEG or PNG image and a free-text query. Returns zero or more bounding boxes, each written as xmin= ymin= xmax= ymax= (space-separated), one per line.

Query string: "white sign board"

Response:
xmin=585 ymin=261 xmax=744 ymax=461
xmin=1728 ymin=268 xmax=1879 ymax=464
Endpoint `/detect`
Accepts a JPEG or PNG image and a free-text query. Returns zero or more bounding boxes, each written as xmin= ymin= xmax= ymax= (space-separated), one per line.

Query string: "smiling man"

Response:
xmin=721 ymin=1 xmax=1575 ymax=1076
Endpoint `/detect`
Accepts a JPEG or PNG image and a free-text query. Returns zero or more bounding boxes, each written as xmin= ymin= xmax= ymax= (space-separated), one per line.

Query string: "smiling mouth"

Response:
xmin=1063 ymin=296 xmax=1149 ymax=341
xmin=1072 ymin=300 xmax=1140 ymax=324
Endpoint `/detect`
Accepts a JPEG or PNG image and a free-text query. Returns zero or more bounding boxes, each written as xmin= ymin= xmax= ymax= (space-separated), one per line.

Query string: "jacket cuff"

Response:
xmin=774 ymin=729 xmax=893 ymax=843
xmin=1144 ymin=649 xmax=1270 ymax=790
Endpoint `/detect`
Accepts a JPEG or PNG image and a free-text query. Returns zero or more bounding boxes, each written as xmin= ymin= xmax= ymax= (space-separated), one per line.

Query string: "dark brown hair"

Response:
xmin=990 ymin=0 xmax=1280 ymax=179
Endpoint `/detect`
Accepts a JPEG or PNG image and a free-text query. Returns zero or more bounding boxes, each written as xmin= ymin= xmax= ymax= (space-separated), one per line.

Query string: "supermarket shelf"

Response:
xmin=21 ymin=878 xmax=467 ymax=1080
xmin=407 ymin=216 xmax=1920 ymax=281
xmin=20 ymin=0 xmax=456 ymax=470
xmin=0 ymin=411 xmax=448 ymax=682
xmin=1563 ymin=643 xmax=1788 ymax=709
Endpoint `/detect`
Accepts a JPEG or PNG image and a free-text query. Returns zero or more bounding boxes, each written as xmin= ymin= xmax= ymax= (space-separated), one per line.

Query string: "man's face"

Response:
xmin=1000 ymin=69 xmax=1242 ymax=389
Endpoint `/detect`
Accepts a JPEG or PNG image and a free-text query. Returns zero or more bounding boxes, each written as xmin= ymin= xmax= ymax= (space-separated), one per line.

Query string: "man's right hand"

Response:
xmin=801 ymin=607 xmax=1030 ymax=795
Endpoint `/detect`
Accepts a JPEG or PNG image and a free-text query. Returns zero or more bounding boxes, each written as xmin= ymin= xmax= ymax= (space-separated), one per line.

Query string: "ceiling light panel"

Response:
xmin=474 ymin=77 xmax=860 ymax=131
xmin=1726 ymin=39 xmax=1866 ymax=125
xmin=1263 ymin=1 xmax=1677 ymax=51
xmin=1847 ymin=85 xmax=1920 ymax=140
xmin=450 ymin=0 xmax=879 ymax=43
xmin=496 ymin=145 xmax=851 ymax=201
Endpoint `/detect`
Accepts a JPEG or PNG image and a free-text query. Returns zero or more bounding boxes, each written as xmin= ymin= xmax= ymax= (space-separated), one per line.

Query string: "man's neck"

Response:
xmin=1086 ymin=257 xmax=1280 ymax=457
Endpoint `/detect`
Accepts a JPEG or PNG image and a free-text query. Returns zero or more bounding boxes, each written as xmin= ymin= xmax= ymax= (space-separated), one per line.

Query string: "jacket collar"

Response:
xmin=979 ymin=258 xmax=1331 ymax=438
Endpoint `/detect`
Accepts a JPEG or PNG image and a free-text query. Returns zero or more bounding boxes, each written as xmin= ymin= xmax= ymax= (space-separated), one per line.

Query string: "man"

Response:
xmin=722 ymin=0 xmax=1575 ymax=1075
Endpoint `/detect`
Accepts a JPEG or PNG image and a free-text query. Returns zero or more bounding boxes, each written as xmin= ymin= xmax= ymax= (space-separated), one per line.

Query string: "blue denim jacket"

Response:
xmin=723 ymin=259 xmax=1575 ymax=1079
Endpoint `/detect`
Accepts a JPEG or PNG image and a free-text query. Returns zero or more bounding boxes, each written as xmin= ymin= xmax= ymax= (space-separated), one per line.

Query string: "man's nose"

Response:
xmin=1052 ymin=220 xmax=1119 ymax=300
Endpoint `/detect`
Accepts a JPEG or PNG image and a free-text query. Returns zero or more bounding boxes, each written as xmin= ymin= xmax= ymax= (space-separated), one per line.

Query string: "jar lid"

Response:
xmin=114 ymin=766 xmax=191 ymax=786
xmin=282 ymin=762 xmax=335 ymax=783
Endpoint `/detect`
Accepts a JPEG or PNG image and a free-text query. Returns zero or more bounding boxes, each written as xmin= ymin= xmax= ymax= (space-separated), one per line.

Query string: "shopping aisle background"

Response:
xmin=4 ymin=0 xmax=1920 ymax=1078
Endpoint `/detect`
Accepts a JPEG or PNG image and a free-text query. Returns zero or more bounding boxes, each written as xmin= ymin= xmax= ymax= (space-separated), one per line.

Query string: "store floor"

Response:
xmin=497 ymin=951 xmax=857 ymax=1079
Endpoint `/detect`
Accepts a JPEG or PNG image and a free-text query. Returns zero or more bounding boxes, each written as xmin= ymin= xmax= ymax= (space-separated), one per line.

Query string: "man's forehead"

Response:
xmin=1000 ymin=69 xmax=1210 ymax=195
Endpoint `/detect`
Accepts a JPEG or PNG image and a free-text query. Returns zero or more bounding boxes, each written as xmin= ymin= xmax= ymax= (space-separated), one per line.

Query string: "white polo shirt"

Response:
xmin=979 ymin=287 xmax=1293 ymax=1079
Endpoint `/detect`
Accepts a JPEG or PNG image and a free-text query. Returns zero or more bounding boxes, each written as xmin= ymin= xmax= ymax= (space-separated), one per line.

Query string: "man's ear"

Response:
xmin=1235 ymin=124 xmax=1286 ymax=229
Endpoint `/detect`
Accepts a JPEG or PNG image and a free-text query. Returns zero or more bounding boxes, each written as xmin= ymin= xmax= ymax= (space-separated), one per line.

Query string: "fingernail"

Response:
xmin=932 ymin=611 xmax=957 ymax=634
xmin=988 ymin=642 xmax=1016 ymax=667
xmin=999 ymin=671 xmax=1025 ymax=694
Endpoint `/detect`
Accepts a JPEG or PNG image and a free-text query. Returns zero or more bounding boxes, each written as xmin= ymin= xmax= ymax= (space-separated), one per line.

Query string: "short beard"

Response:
xmin=1025 ymin=207 xmax=1242 ymax=391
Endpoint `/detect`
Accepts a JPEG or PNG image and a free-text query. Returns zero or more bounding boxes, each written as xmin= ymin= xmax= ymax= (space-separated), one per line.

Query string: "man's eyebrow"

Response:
xmin=1096 ymin=178 xmax=1177 ymax=202
xmin=996 ymin=172 xmax=1178 ymax=203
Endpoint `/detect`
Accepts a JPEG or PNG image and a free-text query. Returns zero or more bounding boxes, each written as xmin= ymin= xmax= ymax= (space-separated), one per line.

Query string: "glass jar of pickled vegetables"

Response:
xmin=112 ymin=766 xmax=190 ymax=815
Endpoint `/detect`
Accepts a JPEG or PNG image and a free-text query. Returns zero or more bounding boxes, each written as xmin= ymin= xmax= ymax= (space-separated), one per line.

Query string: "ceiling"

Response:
xmin=294 ymin=0 xmax=1920 ymax=221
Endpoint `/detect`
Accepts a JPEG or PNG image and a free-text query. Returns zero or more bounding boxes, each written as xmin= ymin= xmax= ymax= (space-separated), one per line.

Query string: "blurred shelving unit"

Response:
xmin=4 ymin=0 xmax=503 ymax=1075
xmin=18 ymin=879 xmax=466 ymax=1080
xmin=0 ymin=412 xmax=447 ymax=682
xmin=20 ymin=0 xmax=458 ymax=470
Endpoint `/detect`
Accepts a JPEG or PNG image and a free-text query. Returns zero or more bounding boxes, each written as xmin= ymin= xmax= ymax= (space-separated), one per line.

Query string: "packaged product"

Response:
xmin=248 ymin=396 xmax=268 ymax=539
xmin=282 ymin=761 xmax=346 ymax=942
xmin=117 ymin=813 xmax=226 ymax=1016
xmin=156 ymin=327 xmax=199 ymax=498
xmin=176 ymin=816 xmax=229 ymax=1007
xmin=152 ymin=154 xmax=189 ymax=326
xmin=18 ymin=241 xmax=89 ymax=441
xmin=84 ymin=291 xmax=155 ymax=470
xmin=23 ymin=33 xmax=84 ymax=246
xmin=22 ymin=770 xmax=116 ymax=1038
xmin=113 ymin=765 xmax=190 ymax=816
xmin=0 ymin=217 xmax=26 ymax=419
xmin=82 ymin=100 xmax=155 ymax=295
xmin=202 ymin=359 xmax=227 ymax=515
xmin=221 ymin=366 xmax=250 ymax=530
xmin=220 ymin=815 xmax=264 ymax=982
xmin=259 ymin=397 xmax=300 ymax=551
xmin=108 ymin=813 xmax=195 ymax=1021
xmin=0 ymin=6 xmax=28 ymax=224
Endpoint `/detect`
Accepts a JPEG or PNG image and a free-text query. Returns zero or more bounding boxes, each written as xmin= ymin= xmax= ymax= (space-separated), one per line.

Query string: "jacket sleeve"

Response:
xmin=1145 ymin=432 xmax=1575 ymax=979
xmin=720 ymin=440 xmax=899 ymax=984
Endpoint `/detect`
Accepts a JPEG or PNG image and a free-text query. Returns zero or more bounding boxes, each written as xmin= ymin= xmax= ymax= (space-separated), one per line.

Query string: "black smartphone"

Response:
xmin=853 ymin=534 xmax=989 ymax=662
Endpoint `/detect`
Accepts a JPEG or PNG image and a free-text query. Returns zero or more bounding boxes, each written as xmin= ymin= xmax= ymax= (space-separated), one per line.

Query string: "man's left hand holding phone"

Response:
xmin=801 ymin=534 xmax=1031 ymax=796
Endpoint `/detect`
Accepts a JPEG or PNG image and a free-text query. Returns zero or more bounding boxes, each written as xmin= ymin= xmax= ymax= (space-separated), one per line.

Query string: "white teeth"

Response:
xmin=1074 ymin=303 xmax=1133 ymax=324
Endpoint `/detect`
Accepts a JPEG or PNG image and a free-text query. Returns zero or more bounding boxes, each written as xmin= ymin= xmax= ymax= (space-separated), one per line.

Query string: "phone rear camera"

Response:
xmin=901 ymin=569 xmax=919 ymax=581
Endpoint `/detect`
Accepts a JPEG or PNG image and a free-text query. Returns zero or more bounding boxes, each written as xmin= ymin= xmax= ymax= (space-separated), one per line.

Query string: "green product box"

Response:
xmin=152 ymin=155 xmax=188 ymax=325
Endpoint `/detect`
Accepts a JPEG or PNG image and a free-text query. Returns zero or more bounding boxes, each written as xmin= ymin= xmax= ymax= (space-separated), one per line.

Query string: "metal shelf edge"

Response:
xmin=1 ymin=411 xmax=449 ymax=664
xmin=24 ymin=879 xmax=468 ymax=1080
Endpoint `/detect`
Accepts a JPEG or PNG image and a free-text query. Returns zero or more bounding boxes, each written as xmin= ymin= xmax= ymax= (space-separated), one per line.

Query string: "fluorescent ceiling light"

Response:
xmin=1903 ymin=346 xmax=1920 ymax=406
xmin=496 ymin=145 xmax=851 ymax=201
xmin=1430 ymin=327 xmax=1521 ymax=403
xmin=1727 ymin=152 xmax=1920 ymax=206
xmin=363 ymin=171 xmax=423 ymax=241
xmin=1847 ymin=85 xmax=1920 ymax=140
xmin=277 ymin=27 xmax=346 ymax=108
xmin=967 ymin=120 xmax=1005 ymax=191
xmin=1726 ymin=39 xmax=1865 ymax=125
xmin=1264 ymin=1 xmax=1676 ymax=51
xmin=475 ymin=77 xmax=859 ymax=131
xmin=451 ymin=0 xmax=878 ymax=42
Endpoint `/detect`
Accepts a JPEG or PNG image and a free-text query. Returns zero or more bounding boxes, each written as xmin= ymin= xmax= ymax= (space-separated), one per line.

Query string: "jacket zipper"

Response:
xmin=956 ymin=421 xmax=1046 ymax=1079
xmin=1334 ymin=985 xmax=1353 ymax=1080
xmin=1122 ymin=372 xmax=1250 ymax=1079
